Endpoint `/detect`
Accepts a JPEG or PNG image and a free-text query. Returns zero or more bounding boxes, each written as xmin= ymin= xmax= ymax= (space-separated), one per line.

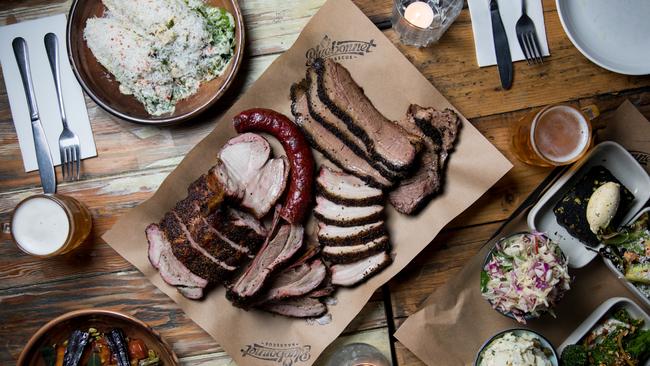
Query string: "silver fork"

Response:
xmin=44 ymin=32 xmax=81 ymax=181
xmin=515 ymin=0 xmax=544 ymax=64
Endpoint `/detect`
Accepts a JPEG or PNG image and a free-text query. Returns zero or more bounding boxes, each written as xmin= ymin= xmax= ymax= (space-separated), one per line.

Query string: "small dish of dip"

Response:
xmin=475 ymin=329 xmax=559 ymax=366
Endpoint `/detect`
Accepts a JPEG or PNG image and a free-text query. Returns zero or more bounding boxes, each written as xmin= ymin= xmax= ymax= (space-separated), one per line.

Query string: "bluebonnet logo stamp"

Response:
xmin=241 ymin=342 xmax=311 ymax=366
xmin=306 ymin=35 xmax=376 ymax=65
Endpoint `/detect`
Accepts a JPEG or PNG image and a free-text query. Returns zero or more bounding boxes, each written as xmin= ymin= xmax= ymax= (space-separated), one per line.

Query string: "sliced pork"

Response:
xmin=318 ymin=221 xmax=386 ymax=246
xmin=314 ymin=196 xmax=384 ymax=227
xmin=208 ymin=207 xmax=267 ymax=252
xmin=262 ymin=297 xmax=327 ymax=318
xmin=312 ymin=58 xmax=421 ymax=171
xmin=330 ymin=252 xmax=393 ymax=287
xmin=316 ymin=166 xmax=383 ymax=206
xmin=219 ymin=133 xmax=270 ymax=187
xmin=227 ymin=221 xmax=304 ymax=306
xmin=389 ymin=105 xmax=461 ymax=214
xmin=241 ymin=156 xmax=289 ymax=218
xmin=322 ymin=236 xmax=390 ymax=264
xmin=146 ymin=224 xmax=207 ymax=299
xmin=290 ymin=83 xmax=392 ymax=188
xmin=257 ymin=259 xmax=326 ymax=303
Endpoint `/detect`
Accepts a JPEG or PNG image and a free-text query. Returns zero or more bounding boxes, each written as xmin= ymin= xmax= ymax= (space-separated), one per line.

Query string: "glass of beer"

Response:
xmin=511 ymin=104 xmax=598 ymax=166
xmin=10 ymin=194 xmax=92 ymax=257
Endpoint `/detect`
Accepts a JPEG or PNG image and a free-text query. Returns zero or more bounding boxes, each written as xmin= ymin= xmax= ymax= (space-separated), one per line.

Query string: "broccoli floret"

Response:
xmin=627 ymin=329 xmax=650 ymax=362
xmin=560 ymin=344 xmax=588 ymax=366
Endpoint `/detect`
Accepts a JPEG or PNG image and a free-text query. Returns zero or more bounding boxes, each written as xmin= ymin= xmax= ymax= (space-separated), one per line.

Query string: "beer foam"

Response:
xmin=532 ymin=106 xmax=590 ymax=164
xmin=12 ymin=196 xmax=70 ymax=255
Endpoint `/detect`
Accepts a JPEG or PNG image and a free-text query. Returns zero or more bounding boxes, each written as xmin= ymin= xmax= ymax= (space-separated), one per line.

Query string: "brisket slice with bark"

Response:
xmin=316 ymin=166 xmax=384 ymax=206
xmin=304 ymin=69 xmax=402 ymax=181
xmin=261 ymin=297 xmax=327 ymax=318
xmin=322 ymin=236 xmax=390 ymax=264
xmin=317 ymin=221 xmax=386 ymax=246
xmin=147 ymin=224 xmax=208 ymax=299
xmin=314 ymin=196 xmax=384 ymax=227
xmin=389 ymin=105 xmax=461 ymax=214
xmin=330 ymin=251 xmax=393 ymax=287
xmin=290 ymin=82 xmax=392 ymax=188
xmin=227 ymin=220 xmax=304 ymax=306
xmin=312 ymin=58 xmax=421 ymax=172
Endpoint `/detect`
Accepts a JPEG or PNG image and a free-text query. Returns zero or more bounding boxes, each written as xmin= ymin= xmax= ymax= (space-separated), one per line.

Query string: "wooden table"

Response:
xmin=1 ymin=0 xmax=649 ymax=364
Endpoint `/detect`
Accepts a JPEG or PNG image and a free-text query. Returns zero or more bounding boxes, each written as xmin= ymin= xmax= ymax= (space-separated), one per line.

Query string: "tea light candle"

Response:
xmin=404 ymin=1 xmax=434 ymax=28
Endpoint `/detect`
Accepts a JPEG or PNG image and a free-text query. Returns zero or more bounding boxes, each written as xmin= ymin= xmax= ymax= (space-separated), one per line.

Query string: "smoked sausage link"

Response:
xmin=233 ymin=108 xmax=315 ymax=224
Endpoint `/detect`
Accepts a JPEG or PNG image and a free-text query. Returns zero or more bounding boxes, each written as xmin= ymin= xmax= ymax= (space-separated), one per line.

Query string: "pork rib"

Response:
xmin=227 ymin=221 xmax=304 ymax=306
xmin=147 ymin=224 xmax=207 ymax=299
xmin=314 ymin=196 xmax=384 ymax=227
xmin=312 ymin=58 xmax=421 ymax=171
xmin=330 ymin=251 xmax=392 ymax=287
xmin=316 ymin=166 xmax=383 ymax=206
xmin=290 ymin=82 xmax=392 ymax=188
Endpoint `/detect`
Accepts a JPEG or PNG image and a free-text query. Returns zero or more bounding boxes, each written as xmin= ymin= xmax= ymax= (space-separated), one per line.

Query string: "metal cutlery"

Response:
xmin=515 ymin=0 xmax=544 ymax=64
xmin=45 ymin=32 xmax=81 ymax=181
xmin=489 ymin=0 xmax=513 ymax=90
xmin=12 ymin=37 xmax=57 ymax=194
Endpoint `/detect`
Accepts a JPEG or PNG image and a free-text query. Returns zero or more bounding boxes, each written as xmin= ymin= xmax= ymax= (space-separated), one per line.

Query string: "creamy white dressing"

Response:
xmin=586 ymin=182 xmax=621 ymax=234
xmin=479 ymin=332 xmax=553 ymax=366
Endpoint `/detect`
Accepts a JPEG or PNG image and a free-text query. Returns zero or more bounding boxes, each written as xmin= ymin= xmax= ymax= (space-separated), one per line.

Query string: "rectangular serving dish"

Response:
xmin=558 ymin=297 xmax=650 ymax=354
xmin=528 ymin=141 xmax=650 ymax=268
xmin=602 ymin=207 xmax=650 ymax=308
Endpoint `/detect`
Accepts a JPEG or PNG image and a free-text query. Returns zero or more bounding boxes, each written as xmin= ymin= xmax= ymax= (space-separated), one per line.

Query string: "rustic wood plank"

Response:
xmin=0 ymin=269 xmax=387 ymax=364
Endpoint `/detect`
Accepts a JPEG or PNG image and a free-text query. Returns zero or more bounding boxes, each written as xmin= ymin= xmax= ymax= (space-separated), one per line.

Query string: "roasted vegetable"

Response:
xmin=128 ymin=339 xmax=148 ymax=360
xmin=87 ymin=351 xmax=101 ymax=366
xmin=62 ymin=330 xmax=90 ymax=366
xmin=55 ymin=344 xmax=65 ymax=366
xmin=627 ymin=329 xmax=650 ymax=361
xmin=625 ymin=263 xmax=650 ymax=284
xmin=105 ymin=329 xmax=130 ymax=366
xmin=560 ymin=344 xmax=588 ymax=366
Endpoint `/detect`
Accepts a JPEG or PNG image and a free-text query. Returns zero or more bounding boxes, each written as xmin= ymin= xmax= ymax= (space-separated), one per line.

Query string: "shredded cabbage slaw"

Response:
xmin=481 ymin=232 xmax=571 ymax=323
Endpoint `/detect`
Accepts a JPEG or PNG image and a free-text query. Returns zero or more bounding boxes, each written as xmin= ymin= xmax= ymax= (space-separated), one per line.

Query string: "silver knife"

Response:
xmin=12 ymin=37 xmax=57 ymax=194
xmin=490 ymin=0 xmax=513 ymax=90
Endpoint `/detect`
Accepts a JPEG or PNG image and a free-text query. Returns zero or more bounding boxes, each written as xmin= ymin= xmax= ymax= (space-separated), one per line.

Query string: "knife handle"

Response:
xmin=12 ymin=37 xmax=39 ymax=121
xmin=490 ymin=2 xmax=513 ymax=90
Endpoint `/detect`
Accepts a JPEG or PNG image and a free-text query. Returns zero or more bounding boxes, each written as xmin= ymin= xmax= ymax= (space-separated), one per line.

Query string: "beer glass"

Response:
xmin=511 ymin=104 xmax=598 ymax=167
xmin=11 ymin=194 xmax=92 ymax=257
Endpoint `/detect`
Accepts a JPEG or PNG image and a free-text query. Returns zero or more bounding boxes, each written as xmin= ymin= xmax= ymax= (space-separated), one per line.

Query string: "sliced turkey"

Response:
xmin=146 ymin=224 xmax=207 ymax=299
xmin=322 ymin=236 xmax=389 ymax=264
xmin=316 ymin=166 xmax=383 ymax=206
xmin=318 ymin=221 xmax=386 ymax=246
xmin=227 ymin=220 xmax=304 ymax=306
xmin=219 ymin=133 xmax=270 ymax=187
xmin=314 ymin=196 xmax=384 ymax=227
xmin=312 ymin=58 xmax=421 ymax=172
xmin=262 ymin=297 xmax=327 ymax=318
xmin=240 ymin=156 xmax=289 ymax=218
xmin=330 ymin=251 xmax=392 ymax=287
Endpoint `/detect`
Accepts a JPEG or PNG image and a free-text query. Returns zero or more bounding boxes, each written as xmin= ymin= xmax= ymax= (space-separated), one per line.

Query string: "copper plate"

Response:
xmin=18 ymin=309 xmax=179 ymax=365
xmin=66 ymin=0 xmax=245 ymax=124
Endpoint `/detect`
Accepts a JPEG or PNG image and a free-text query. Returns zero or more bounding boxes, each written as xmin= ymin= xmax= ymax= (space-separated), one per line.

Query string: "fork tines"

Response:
xmin=61 ymin=145 xmax=81 ymax=181
xmin=517 ymin=31 xmax=544 ymax=64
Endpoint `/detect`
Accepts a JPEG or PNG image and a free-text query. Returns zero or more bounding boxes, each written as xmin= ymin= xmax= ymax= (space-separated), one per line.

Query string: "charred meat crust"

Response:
xmin=162 ymin=213 xmax=233 ymax=282
xmin=289 ymin=83 xmax=390 ymax=189
xmin=261 ymin=297 xmax=327 ymax=318
xmin=318 ymin=224 xmax=387 ymax=246
xmin=312 ymin=58 xmax=413 ymax=172
xmin=321 ymin=238 xmax=390 ymax=264
xmin=316 ymin=181 xmax=384 ymax=206
xmin=314 ymin=210 xmax=385 ymax=227
xmin=207 ymin=209 xmax=265 ymax=252
xmin=303 ymin=72 xmax=403 ymax=181
xmin=331 ymin=254 xmax=393 ymax=288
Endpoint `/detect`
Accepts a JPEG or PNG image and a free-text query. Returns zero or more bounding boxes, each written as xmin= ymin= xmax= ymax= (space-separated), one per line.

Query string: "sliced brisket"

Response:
xmin=318 ymin=221 xmax=386 ymax=246
xmin=389 ymin=105 xmax=461 ymax=214
xmin=290 ymin=82 xmax=392 ymax=188
xmin=314 ymin=196 xmax=384 ymax=227
xmin=330 ymin=251 xmax=392 ymax=287
xmin=316 ymin=166 xmax=383 ymax=206
xmin=312 ymin=58 xmax=421 ymax=171
xmin=322 ymin=236 xmax=390 ymax=264
xmin=262 ymin=297 xmax=327 ymax=318
xmin=257 ymin=258 xmax=326 ymax=303
xmin=146 ymin=224 xmax=207 ymax=299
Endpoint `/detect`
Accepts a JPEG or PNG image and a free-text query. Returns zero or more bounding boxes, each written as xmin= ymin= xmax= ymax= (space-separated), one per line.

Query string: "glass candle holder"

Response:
xmin=392 ymin=0 xmax=463 ymax=47
xmin=324 ymin=343 xmax=390 ymax=366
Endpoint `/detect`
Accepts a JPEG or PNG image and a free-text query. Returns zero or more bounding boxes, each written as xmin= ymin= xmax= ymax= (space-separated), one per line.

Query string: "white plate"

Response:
xmin=558 ymin=297 xmax=650 ymax=354
xmin=528 ymin=141 xmax=650 ymax=268
xmin=556 ymin=0 xmax=650 ymax=75
xmin=603 ymin=207 xmax=650 ymax=309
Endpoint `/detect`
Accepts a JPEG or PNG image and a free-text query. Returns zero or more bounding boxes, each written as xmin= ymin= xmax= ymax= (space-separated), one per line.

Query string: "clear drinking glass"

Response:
xmin=392 ymin=0 xmax=463 ymax=47
xmin=324 ymin=343 xmax=391 ymax=366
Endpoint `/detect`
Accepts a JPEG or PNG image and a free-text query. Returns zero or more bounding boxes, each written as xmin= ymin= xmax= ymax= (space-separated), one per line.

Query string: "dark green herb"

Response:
xmin=480 ymin=270 xmax=489 ymax=293
xmin=560 ymin=344 xmax=588 ymax=366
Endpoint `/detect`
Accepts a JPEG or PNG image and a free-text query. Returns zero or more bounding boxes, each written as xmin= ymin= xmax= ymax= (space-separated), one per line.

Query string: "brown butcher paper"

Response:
xmin=395 ymin=100 xmax=650 ymax=366
xmin=102 ymin=0 xmax=512 ymax=364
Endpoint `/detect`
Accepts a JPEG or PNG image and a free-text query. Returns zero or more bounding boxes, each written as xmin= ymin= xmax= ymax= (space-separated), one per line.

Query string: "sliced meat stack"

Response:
xmin=290 ymin=58 xmax=422 ymax=188
xmin=146 ymin=133 xmax=287 ymax=299
xmin=315 ymin=166 xmax=393 ymax=287
xmin=389 ymin=105 xmax=461 ymax=214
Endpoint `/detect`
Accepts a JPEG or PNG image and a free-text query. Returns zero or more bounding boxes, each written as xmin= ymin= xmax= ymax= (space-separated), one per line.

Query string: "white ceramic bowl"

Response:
xmin=475 ymin=328 xmax=559 ymax=366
